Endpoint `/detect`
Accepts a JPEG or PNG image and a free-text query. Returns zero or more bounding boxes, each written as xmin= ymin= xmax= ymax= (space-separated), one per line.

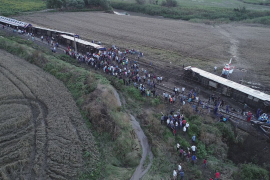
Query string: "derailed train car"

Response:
xmin=0 ymin=15 xmax=106 ymax=54
xmin=0 ymin=16 xmax=32 ymax=29
xmin=184 ymin=66 xmax=270 ymax=111
xmin=59 ymin=34 xmax=106 ymax=54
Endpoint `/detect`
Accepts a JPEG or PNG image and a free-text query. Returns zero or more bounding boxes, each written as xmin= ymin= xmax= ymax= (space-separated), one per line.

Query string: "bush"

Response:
xmin=47 ymin=0 xmax=66 ymax=8
xmin=197 ymin=141 xmax=207 ymax=159
xmin=216 ymin=123 xmax=235 ymax=144
xmin=125 ymin=86 xmax=145 ymax=101
xmin=235 ymin=163 xmax=269 ymax=180
xmin=135 ymin=0 xmax=146 ymax=5
xmin=175 ymin=136 xmax=190 ymax=149
xmin=161 ymin=0 xmax=177 ymax=7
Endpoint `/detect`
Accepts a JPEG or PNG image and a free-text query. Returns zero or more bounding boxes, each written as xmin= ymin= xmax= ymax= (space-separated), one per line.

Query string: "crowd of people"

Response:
xmin=161 ymin=111 xmax=221 ymax=180
xmin=63 ymin=44 xmax=171 ymax=99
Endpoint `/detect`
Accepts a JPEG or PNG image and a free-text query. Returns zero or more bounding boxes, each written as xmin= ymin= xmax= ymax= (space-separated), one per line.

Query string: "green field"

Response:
xmin=0 ymin=0 xmax=46 ymax=16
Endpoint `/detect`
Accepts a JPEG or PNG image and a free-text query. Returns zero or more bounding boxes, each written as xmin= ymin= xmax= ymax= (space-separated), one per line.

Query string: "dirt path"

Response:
xmin=217 ymin=26 xmax=239 ymax=63
xmin=130 ymin=114 xmax=153 ymax=180
xmin=110 ymin=86 xmax=153 ymax=179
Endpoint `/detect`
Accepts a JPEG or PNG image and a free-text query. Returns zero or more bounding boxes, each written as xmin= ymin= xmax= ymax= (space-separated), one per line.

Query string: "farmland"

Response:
xmin=17 ymin=11 xmax=270 ymax=86
xmin=0 ymin=49 xmax=99 ymax=179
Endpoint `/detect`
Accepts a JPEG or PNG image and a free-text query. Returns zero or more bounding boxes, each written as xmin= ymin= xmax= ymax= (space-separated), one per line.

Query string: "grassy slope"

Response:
xmin=0 ymin=0 xmax=46 ymax=16
xmin=0 ymin=33 xmax=268 ymax=179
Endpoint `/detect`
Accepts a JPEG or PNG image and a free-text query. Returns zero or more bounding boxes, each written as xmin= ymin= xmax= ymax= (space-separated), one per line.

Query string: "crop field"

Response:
xmin=0 ymin=0 xmax=46 ymax=16
xmin=0 ymin=49 xmax=98 ymax=179
xmin=17 ymin=11 xmax=270 ymax=86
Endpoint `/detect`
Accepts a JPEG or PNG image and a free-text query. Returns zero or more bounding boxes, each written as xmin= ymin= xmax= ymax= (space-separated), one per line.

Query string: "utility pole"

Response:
xmin=74 ymin=34 xmax=77 ymax=53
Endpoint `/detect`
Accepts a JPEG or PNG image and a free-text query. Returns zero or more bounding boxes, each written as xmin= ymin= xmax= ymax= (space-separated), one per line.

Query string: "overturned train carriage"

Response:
xmin=0 ymin=16 xmax=32 ymax=29
xmin=59 ymin=34 xmax=106 ymax=54
xmin=184 ymin=66 xmax=270 ymax=111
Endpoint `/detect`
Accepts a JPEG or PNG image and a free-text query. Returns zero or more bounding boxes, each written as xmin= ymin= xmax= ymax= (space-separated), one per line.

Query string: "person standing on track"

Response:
xmin=226 ymin=105 xmax=229 ymax=113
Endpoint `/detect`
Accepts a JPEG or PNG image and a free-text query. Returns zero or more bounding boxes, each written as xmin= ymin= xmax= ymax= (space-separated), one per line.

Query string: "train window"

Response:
xmin=253 ymin=98 xmax=259 ymax=102
xmin=248 ymin=95 xmax=253 ymax=100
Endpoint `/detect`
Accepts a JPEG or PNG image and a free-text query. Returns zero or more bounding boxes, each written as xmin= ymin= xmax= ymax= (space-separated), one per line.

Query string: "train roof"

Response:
xmin=60 ymin=34 xmax=105 ymax=50
xmin=0 ymin=16 xmax=31 ymax=28
xmin=189 ymin=67 xmax=270 ymax=102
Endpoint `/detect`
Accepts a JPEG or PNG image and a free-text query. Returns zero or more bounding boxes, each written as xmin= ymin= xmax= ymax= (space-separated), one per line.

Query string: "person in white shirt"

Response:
xmin=173 ymin=169 xmax=177 ymax=180
xmin=183 ymin=126 xmax=186 ymax=134
xmin=167 ymin=119 xmax=170 ymax=127
xmin=178 ymin=163 xmax=182 ymax=172
xmin=182 ymin=87 xmax=185 ymax=94
xmin=191 ymin=145 xmax=196 ymax=155
xmin=186 ymin=122 xmax=190 ymax=132
xmin=177 ymin=143 xmax=180 ymax=151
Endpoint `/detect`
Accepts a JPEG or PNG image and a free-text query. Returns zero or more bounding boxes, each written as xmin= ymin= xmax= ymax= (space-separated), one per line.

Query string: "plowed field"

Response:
xmin=17 ymin=11 xmax=270 ymax=85
xmin=0 ymin=49 xmax=98 ymax=179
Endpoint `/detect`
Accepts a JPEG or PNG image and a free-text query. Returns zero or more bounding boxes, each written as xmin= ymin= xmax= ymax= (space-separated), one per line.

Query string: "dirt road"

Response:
xmin=0 ymin=49 xmax=98 ymax=179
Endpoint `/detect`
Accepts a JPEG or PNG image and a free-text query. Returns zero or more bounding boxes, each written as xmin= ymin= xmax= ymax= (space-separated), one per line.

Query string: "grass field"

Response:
xmin=0 ymin=0 xmax=46 ymax=16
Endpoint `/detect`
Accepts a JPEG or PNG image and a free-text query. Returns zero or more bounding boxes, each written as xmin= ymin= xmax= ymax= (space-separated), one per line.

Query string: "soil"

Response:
xmin=228 ymin=134 xmax=270 ymax=170
xmin=0 ymin=49 xmax=98 ymax=179
xmin=16 ymin=11 xmax=270 ymax=86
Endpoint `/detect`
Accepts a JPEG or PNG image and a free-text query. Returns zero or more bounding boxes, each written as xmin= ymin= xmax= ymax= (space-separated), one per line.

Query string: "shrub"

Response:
xmin=175 ymin=136 xmax=190 ymax=149
xmin=135 ymin=0 xmax=146 ymax=5
xmin=235 ymin=163 xmax=269 ymax=180
xmin=197 ymin=141 xmax=207 ymax=159
xmin=216 ymin=123 xmax=235 ymax=144
xmin=161 ymin=0 xmax=177 ymax=7
xmin=125 ymin=86 xmax=145 ymax=101
xmin=47 ymin=0 xmax=66 ymax=8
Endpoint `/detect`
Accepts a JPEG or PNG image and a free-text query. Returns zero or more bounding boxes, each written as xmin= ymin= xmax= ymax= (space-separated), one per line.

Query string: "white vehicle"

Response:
xmin=221 ymin=58 xmax=234 ymax=78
